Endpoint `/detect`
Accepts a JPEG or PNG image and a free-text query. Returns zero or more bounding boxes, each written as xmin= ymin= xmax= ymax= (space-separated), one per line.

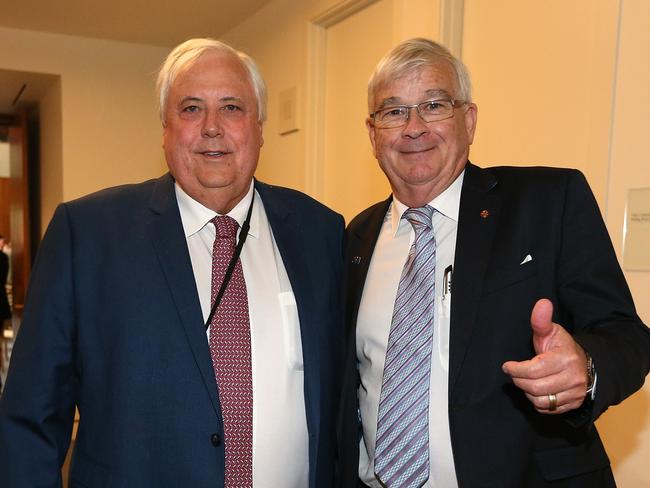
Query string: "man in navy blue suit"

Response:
xmin=0 ymin=39 xmax=344 ymax=487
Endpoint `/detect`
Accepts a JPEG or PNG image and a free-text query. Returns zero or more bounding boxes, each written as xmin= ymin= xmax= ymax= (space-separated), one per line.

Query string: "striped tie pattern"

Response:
xmin=375 ymin=206 xmax=435 ymax=488
xmin=209 ymin=215 xmax=253 ymax=487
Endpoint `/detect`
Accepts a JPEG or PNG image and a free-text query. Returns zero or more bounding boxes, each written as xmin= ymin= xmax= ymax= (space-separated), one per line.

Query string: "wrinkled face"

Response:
xmin=367 ymin=62 xmax=477 ymax=205
xmin=163 ymin=51 xmax=263 ymax=213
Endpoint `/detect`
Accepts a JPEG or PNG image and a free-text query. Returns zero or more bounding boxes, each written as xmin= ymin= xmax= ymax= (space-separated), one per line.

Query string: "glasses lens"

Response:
xmin=372 ymin=100 xmax=461 ymax=128
xmin=375 ymin=106 xmax=408 ymax=128
xmin=418 ymin=99 xmax=453 ymax=122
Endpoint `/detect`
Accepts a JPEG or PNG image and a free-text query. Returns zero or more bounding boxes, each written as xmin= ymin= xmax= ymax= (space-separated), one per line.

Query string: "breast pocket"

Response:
xmin=279 ymin=291 xmax=304 ymax=371
xmin=482 ymin=260 xmax=539 ymax=295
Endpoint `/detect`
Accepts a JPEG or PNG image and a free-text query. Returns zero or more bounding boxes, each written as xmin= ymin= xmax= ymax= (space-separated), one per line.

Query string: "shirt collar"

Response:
xmin=389 ymin=169 xmax=465 ymax=237
xmin=175 ymin=180 xmax=259 ymax=239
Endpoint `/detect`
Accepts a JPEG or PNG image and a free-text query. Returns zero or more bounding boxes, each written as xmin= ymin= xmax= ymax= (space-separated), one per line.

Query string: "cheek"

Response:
xmin=162 ymin=130 xmax=175 ymax=159
xmin=372 ymin=133 xmax=392 ymax=159
xmin=164 ymin=130 xmax=196 ymax=172
xmin=440 ymin=119 xmax=470 ymax=147
xmin=165 ymin=122 xmax=197 ymax=146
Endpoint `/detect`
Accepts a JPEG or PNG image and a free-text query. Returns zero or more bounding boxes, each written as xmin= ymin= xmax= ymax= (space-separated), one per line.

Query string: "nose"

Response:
xmin=202 ymin=111 xmax=223 ymax=138
xmin=402 ymin=106 xmax=429 ymax=138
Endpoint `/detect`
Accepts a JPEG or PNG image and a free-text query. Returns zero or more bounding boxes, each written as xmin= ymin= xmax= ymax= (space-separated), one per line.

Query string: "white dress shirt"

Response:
xmin=175 ymin=181 xmax=309 ymax=488
xmin=357 ymin=172 xmax=464 ymax=488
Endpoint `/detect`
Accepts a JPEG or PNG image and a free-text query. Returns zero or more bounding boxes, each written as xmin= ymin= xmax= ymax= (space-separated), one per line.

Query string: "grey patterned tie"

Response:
xmin=375 ymin=205 xmax=435 ymax=488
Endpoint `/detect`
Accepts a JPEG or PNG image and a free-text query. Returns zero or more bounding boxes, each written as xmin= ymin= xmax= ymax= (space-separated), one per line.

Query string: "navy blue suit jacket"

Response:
xmin=339 ymin=164 xmax=650 ymax=487
xmin=0 ymin=173 xmax=345 ymax=487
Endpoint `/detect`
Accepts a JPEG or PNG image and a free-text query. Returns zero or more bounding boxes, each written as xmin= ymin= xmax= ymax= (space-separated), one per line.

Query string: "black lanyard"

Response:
xmin=204 ymin=192 xmax=255 ymax=331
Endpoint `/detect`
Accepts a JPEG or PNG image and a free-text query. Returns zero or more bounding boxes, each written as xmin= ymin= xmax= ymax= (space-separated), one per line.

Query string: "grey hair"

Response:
xmin=156 ymin=38 xmax=267 ymax=124
xmin=367 ymin=38 xmax=472 ymax=113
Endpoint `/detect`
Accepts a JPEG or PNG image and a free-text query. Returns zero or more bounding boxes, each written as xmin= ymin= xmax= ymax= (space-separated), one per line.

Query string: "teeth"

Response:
xmin=205 ymin=151 xmax=223 ymax=156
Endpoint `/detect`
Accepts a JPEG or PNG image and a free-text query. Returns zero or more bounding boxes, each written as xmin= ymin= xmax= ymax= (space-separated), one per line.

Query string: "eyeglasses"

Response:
xmin=370 ymin=99 xmax=466 ymax=129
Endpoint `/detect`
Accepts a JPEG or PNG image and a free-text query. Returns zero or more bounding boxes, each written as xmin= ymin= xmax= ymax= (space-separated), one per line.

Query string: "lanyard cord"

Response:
xmin=204 ymin=192 xmax=255 ymax=331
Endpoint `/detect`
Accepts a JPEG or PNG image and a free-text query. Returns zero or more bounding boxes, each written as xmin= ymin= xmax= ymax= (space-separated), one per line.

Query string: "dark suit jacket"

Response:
xmin=0 ymin=173 xmax=345 ymax=488
xmin=339 ymin=163 xmax=650 ymax=487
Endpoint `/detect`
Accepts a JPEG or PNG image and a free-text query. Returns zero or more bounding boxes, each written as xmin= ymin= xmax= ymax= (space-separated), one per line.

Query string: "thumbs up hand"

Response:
xmin=502 ymin=299 xmax=590 ymax=414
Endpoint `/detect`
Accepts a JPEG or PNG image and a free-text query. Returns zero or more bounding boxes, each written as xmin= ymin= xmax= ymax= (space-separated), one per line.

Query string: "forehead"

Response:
xmin=169 ymin=51 xmax=253 ymax=98
xmin=374 ymin=61 xmax=458 ymax=107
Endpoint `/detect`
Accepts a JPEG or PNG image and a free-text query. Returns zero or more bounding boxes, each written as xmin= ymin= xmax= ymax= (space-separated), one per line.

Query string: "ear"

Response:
xmin=257 ymin=119 xmax=264 ymax=148
xmin=366 ymin=117 xmax=378 ymax=157
xmin=464 ymin=103 xmax=478 ymax=145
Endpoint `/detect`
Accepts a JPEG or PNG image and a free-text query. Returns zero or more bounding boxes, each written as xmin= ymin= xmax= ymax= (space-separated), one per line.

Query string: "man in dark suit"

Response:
xmin=339 ymin=38 xmax=650 ymax=487
xmin=0 ymin=39 xmax=344 ymax=487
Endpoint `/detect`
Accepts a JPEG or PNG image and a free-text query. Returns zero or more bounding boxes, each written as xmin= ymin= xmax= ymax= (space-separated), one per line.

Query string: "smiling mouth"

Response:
xmin=199 ymin=150 xmax=230 ymax=157
xmin=401 ymin=146 xmax=435 ymax=154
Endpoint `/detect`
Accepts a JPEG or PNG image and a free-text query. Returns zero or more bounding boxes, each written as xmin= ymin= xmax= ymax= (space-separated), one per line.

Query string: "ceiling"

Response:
xmin=0 ymin=0 xmax=272 ymax=115
xmin=0 ymin=0 xmax=272 ymax=47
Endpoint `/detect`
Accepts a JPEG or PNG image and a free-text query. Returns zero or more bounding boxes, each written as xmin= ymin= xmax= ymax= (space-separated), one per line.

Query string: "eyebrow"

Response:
xmin=375 ymin=89 xmax=454 ymax=110
xmin=179 ymin=96 xmax=204 ymax=105
xmin=220 ymin=96 xmax=244 ymax=104
xmin=178 ymin=95 xmax=246 ymax=105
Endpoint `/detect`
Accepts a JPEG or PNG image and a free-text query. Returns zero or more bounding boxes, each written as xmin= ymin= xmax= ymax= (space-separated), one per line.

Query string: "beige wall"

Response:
xmin=463 ymin=0 xmax=618 ymax=209
xmin=222 ymin=0 xmax=327 ymax=192
xmin=0 ymin=27 xmax=169 ymax=230
xmin=222 ymin=0 xmax=442 ymax=221
xmin=597 ymin=0 xmax=650 ymax=486
xmin=321 ymin=0 xmax=394 ymax=221
xmin=38 ymin=76 xmax=63 ymax=232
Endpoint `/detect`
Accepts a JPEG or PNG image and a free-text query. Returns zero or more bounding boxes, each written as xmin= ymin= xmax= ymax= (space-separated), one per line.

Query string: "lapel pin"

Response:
xmin=480 ymin=209 xmax=489 ymax=219
xmin=352 ymin=256 xmax=362 ymax=265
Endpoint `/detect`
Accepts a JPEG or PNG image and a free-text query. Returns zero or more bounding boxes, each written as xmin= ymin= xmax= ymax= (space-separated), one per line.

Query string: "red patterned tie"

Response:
xmin=209 ymin=215 xmax=253 ymax=487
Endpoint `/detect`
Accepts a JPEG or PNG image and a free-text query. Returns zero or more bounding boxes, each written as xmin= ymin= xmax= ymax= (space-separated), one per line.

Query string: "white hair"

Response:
xmin=368 ymin=38 xmax=472 ymax=113
xmin=156 ymin=38 xmax=267 ymax=123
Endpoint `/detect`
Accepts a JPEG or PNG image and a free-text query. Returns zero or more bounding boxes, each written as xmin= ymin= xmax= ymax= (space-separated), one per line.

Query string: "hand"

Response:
xmin=502 ymin=298 xmax=589 ymax=414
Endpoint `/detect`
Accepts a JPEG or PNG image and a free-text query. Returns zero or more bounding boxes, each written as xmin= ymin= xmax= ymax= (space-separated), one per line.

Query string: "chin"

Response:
xmin=194 ymin=165 xmax=231 ymax=182
xmin=197 ymin=177 xmax=233 ymax=190
xmin=402 ymin=164 xmax=438 ymax=180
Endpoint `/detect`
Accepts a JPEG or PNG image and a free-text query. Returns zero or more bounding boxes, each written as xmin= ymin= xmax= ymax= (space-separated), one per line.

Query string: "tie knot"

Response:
xmin=404 ymin=205 xmax=434 ymax=229
xmin=212 ymin=215 xmax=240 ymax=239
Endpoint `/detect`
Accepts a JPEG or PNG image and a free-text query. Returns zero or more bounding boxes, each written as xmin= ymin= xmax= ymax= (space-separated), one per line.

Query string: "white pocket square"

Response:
xmin=520 ymin=254 xmax=533 ymax=265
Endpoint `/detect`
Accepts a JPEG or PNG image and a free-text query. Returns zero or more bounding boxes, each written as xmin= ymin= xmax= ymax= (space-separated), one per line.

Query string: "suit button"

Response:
xmin=211 ymin=433 xmax=222 ymax=447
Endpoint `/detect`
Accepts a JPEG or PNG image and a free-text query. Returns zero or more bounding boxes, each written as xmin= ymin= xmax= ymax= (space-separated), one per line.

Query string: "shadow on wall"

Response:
xmin=597 ymin=387 xmax=649 ymax=469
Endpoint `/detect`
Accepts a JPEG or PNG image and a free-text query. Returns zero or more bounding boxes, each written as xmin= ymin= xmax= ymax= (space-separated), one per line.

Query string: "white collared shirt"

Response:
xmin=357 ymin=172 xmax=464 ymax=488
xmin=175 ymin=181 xmax=309 ymax=488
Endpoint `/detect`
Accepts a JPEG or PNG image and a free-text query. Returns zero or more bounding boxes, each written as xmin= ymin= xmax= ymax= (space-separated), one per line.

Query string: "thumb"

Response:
xmin=531 ymin=298 xmax=555 ymax=354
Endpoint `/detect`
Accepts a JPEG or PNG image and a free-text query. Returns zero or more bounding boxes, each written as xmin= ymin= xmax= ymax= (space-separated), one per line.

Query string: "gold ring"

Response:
xmin=548 ymin=393 xmax=557 ymax=412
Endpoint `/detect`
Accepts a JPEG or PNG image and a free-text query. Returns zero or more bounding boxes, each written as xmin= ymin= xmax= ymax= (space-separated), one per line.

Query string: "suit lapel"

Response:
xmin=148 ymin=174 xmax=223 ymax=419
xmin=448 ymin=163 xmax=500 ymax=397
xmin=345 ymin=198 xmax=392 ymax=332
